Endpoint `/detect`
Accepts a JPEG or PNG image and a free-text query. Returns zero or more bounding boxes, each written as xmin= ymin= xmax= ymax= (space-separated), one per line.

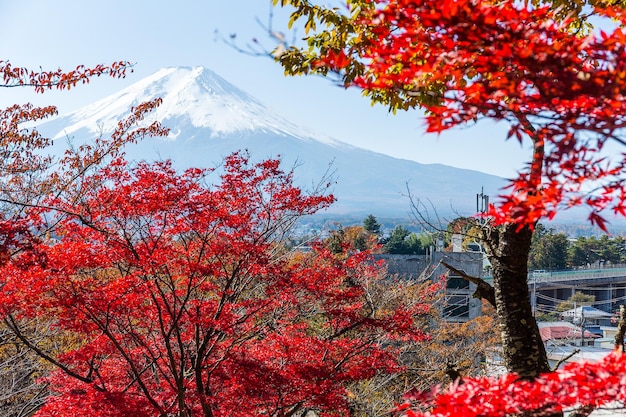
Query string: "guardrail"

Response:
xmin=531 ymin=268 xmax=626 ymax=283
xmin=482 ymin=268 xmax=626 ymax=284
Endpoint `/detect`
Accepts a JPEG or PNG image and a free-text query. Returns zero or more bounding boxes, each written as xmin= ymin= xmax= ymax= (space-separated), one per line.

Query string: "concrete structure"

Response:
xmin=374 ymin=252 xmax=483 ymax=322
xmin=528 ymin=267 xmax=626 ymax=316
xmin=377 ymin=254 xmax=626 ymax=323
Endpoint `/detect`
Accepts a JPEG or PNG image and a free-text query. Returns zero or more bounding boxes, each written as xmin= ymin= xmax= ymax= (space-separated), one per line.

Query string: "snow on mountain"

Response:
xmin=51 ymin=66 xmax=343 ymax=147
xmin=37 ymin=66 xmax=507 ymax=219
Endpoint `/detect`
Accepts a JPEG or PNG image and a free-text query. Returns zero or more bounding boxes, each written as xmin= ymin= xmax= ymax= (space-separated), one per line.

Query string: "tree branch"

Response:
xmin=567 ymin=404 xmax=596 ymax=417
xmin=552 ymin=348 xmax=580 ymax=371
xmin=445 ymin=359 xmax=463 ymax=384
xmin=440 ymin=260 xmax=495 ymax=308
xmin=3 ymin=315 xmax=96 ymax=386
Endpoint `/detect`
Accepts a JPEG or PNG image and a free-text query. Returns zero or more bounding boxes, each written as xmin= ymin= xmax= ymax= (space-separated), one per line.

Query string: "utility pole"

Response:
xmin=573 ymin=301 xmax=586 ymax=347
xmin=532 ymin=275 xmax=537 ymax=317
xmin=476 ymin=187 xmax=490 ymax=274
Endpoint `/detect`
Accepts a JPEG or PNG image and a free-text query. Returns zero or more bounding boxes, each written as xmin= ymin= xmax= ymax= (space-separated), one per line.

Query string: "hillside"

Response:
xmin=37 ymin=66 xmax=507 ymax=219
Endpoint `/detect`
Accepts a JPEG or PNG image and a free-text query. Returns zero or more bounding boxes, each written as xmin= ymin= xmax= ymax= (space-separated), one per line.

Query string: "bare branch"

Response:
xmin=552 ymin=348 xmax=580 ymax=371
xmin=3 ymin=315 xmax=95 ymax=386
xmin=440 ymin=260 xmax=495 ymax=308
xmin=567 ymin=405 xmax=596 ymax=417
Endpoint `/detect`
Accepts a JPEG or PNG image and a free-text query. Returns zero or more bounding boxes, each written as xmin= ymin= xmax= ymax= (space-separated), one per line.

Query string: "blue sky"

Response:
xmin=0 ymin=0 xmax=530 ymax=178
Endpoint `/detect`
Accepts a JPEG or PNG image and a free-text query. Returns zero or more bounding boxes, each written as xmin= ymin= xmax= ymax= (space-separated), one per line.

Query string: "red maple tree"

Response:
xmin=310 ymin=0 xmax=626 ymax=230
xmin=0 ymin=60 xmax=166 ymax=241
xmin=0 ymin=152 xmax=434 ymax=417
xmin=268 ymin=0 xmax=626 ymax=414
xmin=0 ymin=60 xmax=169 ymax=416
xmin=0 ymin=60 xmax=135 ymax=184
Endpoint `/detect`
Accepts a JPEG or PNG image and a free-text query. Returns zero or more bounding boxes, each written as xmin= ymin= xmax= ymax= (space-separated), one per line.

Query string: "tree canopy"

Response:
xmin=0 ymin=60 xmax=167 ymax=416
xmin=273 ymin=0 xmax=626 ymax=230
xmin=528 ymin=225 xmax=569 ymax=271
xmin=269 ymin=0 xmax=626 ymax=414
xmin=0 ymin=152 xmax=438 ymax=417
xmin=363 ymin=214 xmax=381 ymax=235
xmin=383 ymin=225 xmax=424 ymax=255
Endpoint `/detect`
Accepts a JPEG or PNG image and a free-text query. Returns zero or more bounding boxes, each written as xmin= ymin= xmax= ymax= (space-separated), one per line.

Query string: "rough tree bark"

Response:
xmin=481 ymin=224 xmax=551 ymax=378
xmin=442 ymin=222 xmax=551 ymax=379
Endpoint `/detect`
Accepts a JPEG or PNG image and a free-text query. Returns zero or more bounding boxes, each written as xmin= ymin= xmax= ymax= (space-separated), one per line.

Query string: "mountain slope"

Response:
xmin=37 ymin=66 xmax=506 ymax=218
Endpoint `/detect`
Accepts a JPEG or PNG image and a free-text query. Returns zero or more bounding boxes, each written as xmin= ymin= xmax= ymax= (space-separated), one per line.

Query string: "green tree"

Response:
xmin=363 ymin=214 xmax=381 ymax=235
xmin=568 ymin=236 xmax=601 ymax=267
xmin=417 ymin=232 xmax=434 ymax=251
xmin=383 ymin=226 xmax=423 ymax=255
xmin=405 ymin=232 xmax=424 ymax=254
xmin=556 ymin=292 xmax=596 ymax=312
xmin=383 ymin=225 xmax=409 ymax=254
xmin=597 ymin=235 xmax=626 ymax=264
xmin=567 ymin=235 xmax=626 ymax=267
xmin=529 ymin=225 xmax=569 ymax=270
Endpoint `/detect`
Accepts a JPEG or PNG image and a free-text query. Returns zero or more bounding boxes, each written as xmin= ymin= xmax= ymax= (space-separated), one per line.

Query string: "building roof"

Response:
xmin=537 ymin=321 xmax=599 ymax=341
xmin=547 ymin=345 xmax=612 ymax=364
xmin=560 ymin=306 xmax=613 ymax=319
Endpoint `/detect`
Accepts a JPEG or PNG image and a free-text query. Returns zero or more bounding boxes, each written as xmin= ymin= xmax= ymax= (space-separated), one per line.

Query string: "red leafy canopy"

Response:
xmin=0 ymin=60 xmax=134 ymax=169
xmin=0 ymin=95 xmax=168 ymax=268
xmin=317 ymin=0 xmax=626 ymax=230
xmin=0 ymin=60 xmax=151 ymax=223
xmin=0 ymin=60 xmax=132 ymax=93
xmin=0 ymin=153 xmax=433 ymax=417
xmin=399 ymin=351 xmax=626 ymax=417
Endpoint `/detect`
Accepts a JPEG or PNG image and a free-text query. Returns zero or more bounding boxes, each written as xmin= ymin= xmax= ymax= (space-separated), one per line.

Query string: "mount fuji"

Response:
xmin=36 ymin=66 xmax=506 ymax=219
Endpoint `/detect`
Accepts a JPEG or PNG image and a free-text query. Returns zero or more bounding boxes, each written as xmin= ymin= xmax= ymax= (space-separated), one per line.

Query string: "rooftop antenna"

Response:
xmin=477 ymin=187 xmax=489 ymax=214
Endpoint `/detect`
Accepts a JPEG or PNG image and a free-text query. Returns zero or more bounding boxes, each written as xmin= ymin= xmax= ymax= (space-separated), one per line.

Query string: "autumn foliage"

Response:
xmin=267 ymin=0 xmax=626 ymax=414
xmin=399 ymin=352 xmax=626 ymax=417
xmin=0 ymin=61 xmax=171 ymax=415
xmin=0 ymin=152 xmax=435 ymax=416
xmin=0 ymin=61 xmax=165 ymax=229
xmin=1 ymin=60 xmax=131 ymax=92
xmin=8 ymin=0 xmax=626 ymax=409
xmin=276 ymin=0 xmax=626 ymax=231
xmin=0 ymin=59 xmax=444 ymax=417
xmin=0 ymin=60 xmax=134 ymax=189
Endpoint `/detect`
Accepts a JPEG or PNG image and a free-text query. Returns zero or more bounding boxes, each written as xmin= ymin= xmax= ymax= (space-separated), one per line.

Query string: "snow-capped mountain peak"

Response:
xmin=37 ymin=65 xmax=505 ymax=219
xmin=53 ymin=66 xmax=342 ymax=146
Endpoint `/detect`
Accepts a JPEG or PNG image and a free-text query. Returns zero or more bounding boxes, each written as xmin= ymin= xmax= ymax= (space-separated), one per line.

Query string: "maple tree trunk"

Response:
xmin=483 ymin=223 xmax=551 ymax=379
